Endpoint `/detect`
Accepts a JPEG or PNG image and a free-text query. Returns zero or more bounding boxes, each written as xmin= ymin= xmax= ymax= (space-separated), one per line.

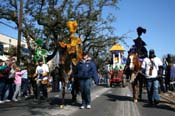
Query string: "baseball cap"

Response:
xmin=38 ymin=58 xmax=43 ymax=62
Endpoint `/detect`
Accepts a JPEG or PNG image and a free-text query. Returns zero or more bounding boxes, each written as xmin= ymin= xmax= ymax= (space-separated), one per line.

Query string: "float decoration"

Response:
xmin=34 ymin=38 xmax=48 ymax=63
xmin=58 ymin=20 xmax=82 ymax=64
xmin=109 ymin=44 xmax=125 ymax=70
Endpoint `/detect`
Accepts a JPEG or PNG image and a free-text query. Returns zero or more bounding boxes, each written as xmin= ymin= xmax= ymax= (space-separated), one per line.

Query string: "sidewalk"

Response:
xmin=160 ymin=91 xmax=175 ymax=102
xmin=160 ymin=91 xmax=175 ymax=109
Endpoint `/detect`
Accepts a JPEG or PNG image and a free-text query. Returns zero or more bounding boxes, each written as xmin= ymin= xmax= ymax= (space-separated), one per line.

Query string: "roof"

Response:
xmin=109 ymin=44 xmax=125 ymax=51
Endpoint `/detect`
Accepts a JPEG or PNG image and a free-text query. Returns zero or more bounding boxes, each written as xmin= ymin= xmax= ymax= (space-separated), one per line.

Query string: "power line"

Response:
xmin=0 ymin=21 xmax=17 ymax=30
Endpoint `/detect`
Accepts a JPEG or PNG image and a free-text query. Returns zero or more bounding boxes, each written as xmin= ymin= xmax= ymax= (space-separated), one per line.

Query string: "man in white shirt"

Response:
xmin=141 ymin=49 xmax=163 ymax=105
xmin=35 ymin=58 xmax=49 ymax=102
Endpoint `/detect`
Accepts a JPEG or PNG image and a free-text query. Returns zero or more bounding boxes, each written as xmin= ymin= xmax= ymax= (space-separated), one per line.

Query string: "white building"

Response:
xmin=0 ymin=33 xmax=27 ymax=60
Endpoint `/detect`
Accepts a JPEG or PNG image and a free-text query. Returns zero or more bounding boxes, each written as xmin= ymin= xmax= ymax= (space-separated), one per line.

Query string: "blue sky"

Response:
xmin=0 ymin=0 xmax=174 ymax=58
xmin=113 ymin=0 xmax=175 ymax=58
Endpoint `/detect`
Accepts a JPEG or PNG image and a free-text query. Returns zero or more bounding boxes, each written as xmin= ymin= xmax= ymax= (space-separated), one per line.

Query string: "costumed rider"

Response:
xmin=129 ymin=27 xmax=148 ymax=59
xmin=127 ymin=27 xmax=148 ymax=100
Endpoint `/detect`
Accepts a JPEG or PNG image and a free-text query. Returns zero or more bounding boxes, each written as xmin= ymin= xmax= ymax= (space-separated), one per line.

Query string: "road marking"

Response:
xmin=125 ymin=86 xmax=141 ymax=116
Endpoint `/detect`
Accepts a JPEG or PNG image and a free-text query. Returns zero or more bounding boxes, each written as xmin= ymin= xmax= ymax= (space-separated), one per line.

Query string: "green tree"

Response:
xmin=0 ymin=0 xmax=127 ymax=67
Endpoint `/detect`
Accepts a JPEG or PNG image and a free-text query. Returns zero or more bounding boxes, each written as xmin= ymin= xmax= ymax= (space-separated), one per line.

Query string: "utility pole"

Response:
xmin=17 ymin=0 xmax=23 ymax=65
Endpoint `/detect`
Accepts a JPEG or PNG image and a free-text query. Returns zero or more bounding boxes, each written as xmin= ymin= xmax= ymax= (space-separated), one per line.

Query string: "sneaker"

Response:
xmin=13 ymin=99 xmax=18 ymax=102
xmin=5 ymin=99 xmax=11 ymax=102
xmin=24 ymin=96 xmax=28 ymax=99
xmin=86 ymin=105 xmax=91 ymax=109
xmin=80 ymin=105 xmax=85 ymax=109
xmin=134 ymin=99 xmax=138 ymax=103
xmin=0 ymin=100 xmax=4 ymax=104
xmin=154 ymin=100 xmax=160 ymax=106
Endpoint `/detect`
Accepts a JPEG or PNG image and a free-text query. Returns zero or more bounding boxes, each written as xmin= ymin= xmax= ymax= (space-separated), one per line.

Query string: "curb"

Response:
xmin=160 ymin=92 xmax=175 ymax=104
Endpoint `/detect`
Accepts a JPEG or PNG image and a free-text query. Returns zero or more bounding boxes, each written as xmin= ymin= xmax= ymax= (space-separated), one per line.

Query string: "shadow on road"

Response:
xmin=141 ymin=99 xmax=175 ymax=112
xmin=104 ymin=93 xmax=132 ymax=102
xmin=0 ymin=94 xmax=81 ymax=115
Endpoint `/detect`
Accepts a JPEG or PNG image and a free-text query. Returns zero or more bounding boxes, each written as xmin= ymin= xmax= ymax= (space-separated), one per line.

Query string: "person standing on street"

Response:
xmin=141 ymin=49 xmax=163 ymax=105
xmin=50 ymin=66 xmax=60 ymax=92
xmin=21 ymin=66 xmax=29 ymax=98
xmin=34 ymin=58 xmax=49 ymax=102
xmin=75 ymin=51 xmax=99 ymax=109
xmin=70 ymin=58 xmax=80 ymax=104
xmin=165 ymin=54 xmax=172 ymax=91
xmin=12 ymin=66 xmax=27 ymax=101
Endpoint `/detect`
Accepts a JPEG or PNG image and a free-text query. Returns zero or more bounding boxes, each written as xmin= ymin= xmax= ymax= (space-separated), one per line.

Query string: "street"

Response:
xmin=0 ymin=83 xmax=174 ymax=116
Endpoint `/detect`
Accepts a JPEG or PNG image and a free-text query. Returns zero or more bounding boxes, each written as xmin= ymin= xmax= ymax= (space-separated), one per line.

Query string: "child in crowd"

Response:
xmin=12 ymin=66 xmax=27 ymax=101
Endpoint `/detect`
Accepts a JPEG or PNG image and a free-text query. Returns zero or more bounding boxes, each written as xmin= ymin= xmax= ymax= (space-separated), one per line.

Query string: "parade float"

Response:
xmin=109 ymin=44 xmax=126 ymax=87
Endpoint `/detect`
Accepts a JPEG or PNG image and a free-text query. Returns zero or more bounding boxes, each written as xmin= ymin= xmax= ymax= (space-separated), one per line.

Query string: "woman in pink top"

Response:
xmin=12 ymin=67 xmax=27 ymax=101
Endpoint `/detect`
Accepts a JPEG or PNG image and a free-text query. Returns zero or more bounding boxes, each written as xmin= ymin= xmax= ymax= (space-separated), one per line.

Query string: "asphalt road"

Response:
xmin=71 ymin=85 xmax=140 ymax=116
xmin=0 ymin=83 xmax=174 ymax=116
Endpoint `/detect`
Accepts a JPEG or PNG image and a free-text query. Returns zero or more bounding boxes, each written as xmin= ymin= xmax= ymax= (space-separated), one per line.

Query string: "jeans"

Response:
xmin=37 ymin=81 xmax=48 ymax=99
xmin=0 ymin=81 xmax=5 ymax=101
xmin=104 ymin=75 xmax=109 ymax=85
xmin=1 ymin=81 xmax=10 ymax=100
xmin=7 ymin=83 xmax=15 ymax=100
xmin=71 ymin=79 xmax=80 ymax=101
xmin=13 ymin=84 xmax=21 ymax=100
xmin=4 ymin=78 xmax=15 ymax=100
xmin=21 ymin=78 xmax=29 ymax=96
xmin=146 ymin=78 xmax=160 ymax=103
xmin=79 ymin=79 xmax=91 ymax=106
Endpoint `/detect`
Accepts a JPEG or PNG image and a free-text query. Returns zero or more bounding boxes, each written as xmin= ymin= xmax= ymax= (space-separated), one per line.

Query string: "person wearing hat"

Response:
xmin=133 ymin=27 xmax=148 ymax=59
xmin=74 ymin=51 xmax=99 ymax=109
xmin=34 ymin=58 xmax=49 ymax=102
xmin=141 ymin=49 xmax=163 ymax=105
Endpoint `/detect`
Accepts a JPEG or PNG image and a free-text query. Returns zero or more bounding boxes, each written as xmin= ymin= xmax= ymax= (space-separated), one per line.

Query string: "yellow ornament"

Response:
xmin=67 ymin=21 xmax=78 ymax=33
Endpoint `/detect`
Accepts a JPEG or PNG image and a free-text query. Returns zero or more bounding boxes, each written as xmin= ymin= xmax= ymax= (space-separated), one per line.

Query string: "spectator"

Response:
xmin=170 ymin=64 xmax=175 ymax=81
xmin=165 ymin=54 xmax=172 ymax=91
xmin=34 ymin=58 xmax=49 ymax=102
xmin=70 ymin=58 xmax=80 ymax=103
xmin=21 ymin=66 xmax=29 ymax=98
xmin=141 ymin=49 xmax=163 ymax=105
xmin=1 ymin=58 xmax=16 ymax=102
xmin=75 ymin=51 xmax=99 ymax=109
xmin=12 ymin=66 xmax=27 ymax=101
xmin=0 ymin=59 xmax=12 ymax=103
xmin=50 ymin=66 xmax=60 ymax=92
xmin=0 ymin=59 xmax=6 ymax=103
